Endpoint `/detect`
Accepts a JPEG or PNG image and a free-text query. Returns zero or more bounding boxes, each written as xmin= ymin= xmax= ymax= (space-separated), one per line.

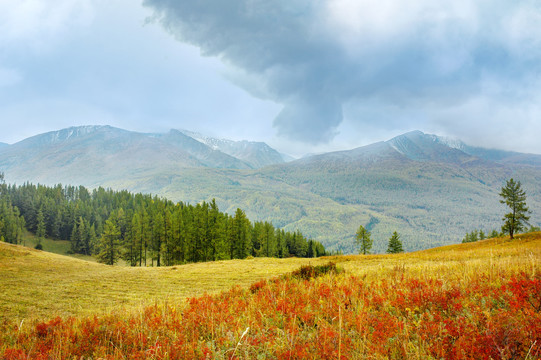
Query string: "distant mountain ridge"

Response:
xmin=384 ymin=130 xmax=541 ymax=167
xmin=1 ymin=127 xmax=540 ymax=253
xmin=0 ymin=125 xmax=288 ymax=186
xmin=180 ymin=130 xmax=287 ymax=168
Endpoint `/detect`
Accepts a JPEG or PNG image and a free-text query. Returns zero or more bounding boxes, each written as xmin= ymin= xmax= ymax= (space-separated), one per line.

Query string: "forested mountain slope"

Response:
xmin=1 ymin=127 xmax=540 ymax=253
xmin=259 ymin=131 xmax=541 ymax=251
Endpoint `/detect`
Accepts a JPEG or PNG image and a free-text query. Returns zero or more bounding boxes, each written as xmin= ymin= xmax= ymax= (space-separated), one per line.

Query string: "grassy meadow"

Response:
xmin=0 ymin=240 xmax=332 ymax=321
xmin=1 ymin=233 xmax=540 ymax=358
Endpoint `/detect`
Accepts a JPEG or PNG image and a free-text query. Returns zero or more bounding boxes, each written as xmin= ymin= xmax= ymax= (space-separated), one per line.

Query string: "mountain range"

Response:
xmin=0 ymin=126 xmax=286 ymax=186
xmin=1 ymin=126 xmax=540 ymax=253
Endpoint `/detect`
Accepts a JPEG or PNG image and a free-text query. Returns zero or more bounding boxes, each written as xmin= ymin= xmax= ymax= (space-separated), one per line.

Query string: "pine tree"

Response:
xmin=51 ymin=209 xmax=62 ymax=239
xmin=88 ymin=224 xmax=97 ymax=255
xmin=70 ymin=222 xmax=79 ymax=253
xmin=355 ymin=225 xmax=372 ymax=255
xmin=263 ymin=221 xmax=275 ymax=257
xmin=387 ymin=231 xmax=404 ymax=253
xmin=499 ymin=178 xmax=531 ymax=239
xmin=231 ymin=208 xmax=250 ymax=259
xmin=77 ymin=217 xmax=89 ymax=255
xmin=126 ymin=213 xmax=142 ymax=267
xmin=152 ymin=211 xmax=165 ymax=266
xmin=479 ymin=229 xmax=486 ymax=240
xmin=36 ymin=207 xmax=46 ymax=248
xmin=97 ymin=218 xmax=121 ymax=265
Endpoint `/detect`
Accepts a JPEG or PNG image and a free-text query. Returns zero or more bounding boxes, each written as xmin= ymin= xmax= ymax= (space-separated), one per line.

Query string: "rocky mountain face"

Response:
xmin=180 ymin=130 xmax=287 ymax=168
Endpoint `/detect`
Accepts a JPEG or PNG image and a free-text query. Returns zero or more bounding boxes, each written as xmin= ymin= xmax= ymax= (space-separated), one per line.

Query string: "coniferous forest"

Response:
xmin=0 ymin=177 xmax=326 ymax=265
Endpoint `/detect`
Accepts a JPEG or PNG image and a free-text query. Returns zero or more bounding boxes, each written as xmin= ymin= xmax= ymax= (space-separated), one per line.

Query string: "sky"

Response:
xmin=1 ymin=0 xmax=541 ymax=157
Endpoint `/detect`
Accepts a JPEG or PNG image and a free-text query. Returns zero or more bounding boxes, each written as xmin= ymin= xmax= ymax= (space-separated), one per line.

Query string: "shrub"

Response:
xmin=290 ymin=262 xmax=340 ymax=280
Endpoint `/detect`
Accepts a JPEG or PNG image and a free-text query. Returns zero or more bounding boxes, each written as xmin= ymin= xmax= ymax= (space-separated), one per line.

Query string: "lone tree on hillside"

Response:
xmin=355 ymin=225 xmax=373 ymax=255
xmin=387 ymin=231 xmax=404 ymax=253
xmin=499 ymin=178 xmax=530 ymax=239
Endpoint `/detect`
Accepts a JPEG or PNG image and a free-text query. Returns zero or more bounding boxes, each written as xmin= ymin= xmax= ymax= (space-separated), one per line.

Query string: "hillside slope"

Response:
xmin=0 ymin=241 xmax=329 ymax=321
xmin=1 ymin=232 xmax=540 ymax=322
xmin=260 ymin=131 xmax=541 ymax=250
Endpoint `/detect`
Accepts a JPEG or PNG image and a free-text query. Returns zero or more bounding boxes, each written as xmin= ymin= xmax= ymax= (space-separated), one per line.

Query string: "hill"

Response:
xmin=0 ymin=240 xmax=331 ymax=321
xmin=1 ymin=233 xmax=540 ymax=358
xmin=1 ymin=232 xmax=539 ymax=321
xmin=1 ymin=127 xmax=541 ymax=253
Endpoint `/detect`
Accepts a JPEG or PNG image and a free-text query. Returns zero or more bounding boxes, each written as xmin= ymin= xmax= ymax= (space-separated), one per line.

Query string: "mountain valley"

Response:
xmin=1 ymin=126 xmax=540 ymax=253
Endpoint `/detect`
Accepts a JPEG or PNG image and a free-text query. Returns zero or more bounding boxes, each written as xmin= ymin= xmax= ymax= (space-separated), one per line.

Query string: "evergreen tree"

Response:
xmin=141 ymin=210 xmax=151 ymax=266
xmin=0 ymin=199 xmax=25 ymax=244
xmin=152 ymin=211 xmax=165 ymax=266
xmin=77 ymin=217 xmax=90 ymax=255
xmin=275 ymin=229 xmax=287 ymax=258
xmin=36 ymin=207 xmax=46 ymax=247
xmin=355 ymin=225 xmax=372 ymax=255
xmin=499 ymin=178 xmax=531 ymax=239
xmin=125 ymin=212 xmax=142 ymax=267
xmin=70 ymin=222 xmax=79 ymax=253
xmin=97 ymin=218 xmax=121 ymax=265
xmin=88 ymin=224 xmax=97 ymax=255
xmin=51 ymin=209 xmax=62 ymax=239
xmin=262 ymin=221 xmax=275 ymax=257
xmin=462 ymin=230 xmax=479 ymax=243
xmin=478 ymin=229 xmax=486 ymax=240
xmin=231 ymin=208 xmax=250 ymax=259
xmin=387 ymin=231 xmax=403 ymax=253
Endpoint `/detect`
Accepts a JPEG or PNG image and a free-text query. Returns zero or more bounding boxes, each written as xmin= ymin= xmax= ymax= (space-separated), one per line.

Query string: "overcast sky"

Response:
xmin=1 ymin=0 xmax=540 ymax=157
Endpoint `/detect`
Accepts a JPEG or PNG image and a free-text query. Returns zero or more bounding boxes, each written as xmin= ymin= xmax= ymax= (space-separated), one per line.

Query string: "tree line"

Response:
xmin=0 ymin=177 xmax=326 ymax=265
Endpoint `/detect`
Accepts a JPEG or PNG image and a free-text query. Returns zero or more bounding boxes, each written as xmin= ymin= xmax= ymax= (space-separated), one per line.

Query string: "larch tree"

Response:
xmin=97 ymin=218 xmax=121 ymax=265
xmin=355 ymin=225 xmax=372 ymax=255
xmin=36 ymin=207 xmax=46 ymax=249
xmin=499 ymin=178 xmax=530 ymax=239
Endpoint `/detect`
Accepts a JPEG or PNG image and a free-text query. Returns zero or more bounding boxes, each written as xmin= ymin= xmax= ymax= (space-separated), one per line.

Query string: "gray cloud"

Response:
xmin=143 ymin=0 xmax=541 ymax=144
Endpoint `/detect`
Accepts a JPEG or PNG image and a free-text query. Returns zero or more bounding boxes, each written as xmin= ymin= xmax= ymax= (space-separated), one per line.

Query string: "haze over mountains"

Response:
xmin=0 ymin=126 xmax=286 ymax=185
xmin=1 ymin=126 xmax=540 ymax=253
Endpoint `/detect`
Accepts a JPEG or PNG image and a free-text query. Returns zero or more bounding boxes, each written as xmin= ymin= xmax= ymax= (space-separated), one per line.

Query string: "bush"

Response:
xmin=290 ymin=262 xmax=341 ymax=280
xmin=34 ymin=243 xmax=43 ymax=250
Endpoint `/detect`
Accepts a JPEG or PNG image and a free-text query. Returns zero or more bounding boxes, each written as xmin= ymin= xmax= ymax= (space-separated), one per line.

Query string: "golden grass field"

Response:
xmin=1 ymin=232 xmax=540 ymax=323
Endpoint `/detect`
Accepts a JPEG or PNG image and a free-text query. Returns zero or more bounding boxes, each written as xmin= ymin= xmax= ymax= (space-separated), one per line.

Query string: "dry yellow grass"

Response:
xmin=1 ymin=232 xmax=540 ymax=323
xmin=327 ymin=232 xmax=540 ymax=286
xmin=0 ymin=243 xmax=330 ymax=322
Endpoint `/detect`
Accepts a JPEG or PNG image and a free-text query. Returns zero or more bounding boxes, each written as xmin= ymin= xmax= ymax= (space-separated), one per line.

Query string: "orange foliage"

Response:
xmin=1 ymin=272 xmax=540 ymax=359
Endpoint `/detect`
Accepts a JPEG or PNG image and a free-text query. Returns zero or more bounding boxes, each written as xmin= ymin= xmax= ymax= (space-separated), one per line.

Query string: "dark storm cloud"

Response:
xmin=143 ymin=0 xmax=541 ymax=144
